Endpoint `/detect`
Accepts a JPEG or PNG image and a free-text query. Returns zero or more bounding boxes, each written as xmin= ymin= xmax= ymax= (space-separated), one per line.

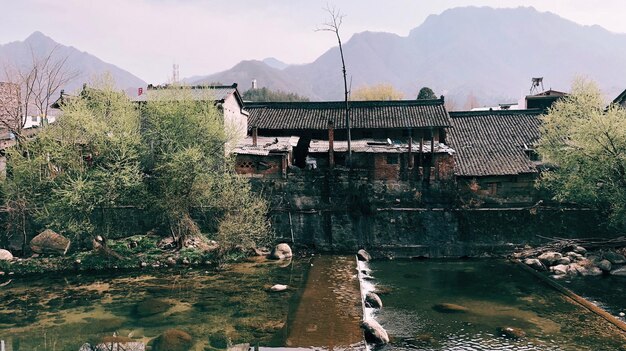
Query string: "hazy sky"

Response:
xmin=2 ymin=0 xmax=625 ymax=83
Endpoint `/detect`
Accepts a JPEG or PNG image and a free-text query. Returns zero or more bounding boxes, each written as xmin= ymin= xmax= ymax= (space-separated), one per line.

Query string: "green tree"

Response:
xmin=140 ymin=88 xmax=270 ymax=250
xmin=416 ymin=87 xmax=437 ymax=100
xmin=3 ymin=80 xmax=145 ymax=249
xmin=242 ymin=87 xmax=309 ymax=102
xmin=351 ymin=83 xmax=404 ymax=101
xmin=537 ymin=78 xmax=626 ymax=228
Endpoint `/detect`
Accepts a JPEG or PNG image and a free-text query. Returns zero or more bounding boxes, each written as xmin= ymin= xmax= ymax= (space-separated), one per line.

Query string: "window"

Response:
xmin=487 ymin=182 xmax=501 ymax=195
xmin=386 ymin=155 xmax=398 ymax=165
xmin=31 ymin=116 xmax=38 ymax=122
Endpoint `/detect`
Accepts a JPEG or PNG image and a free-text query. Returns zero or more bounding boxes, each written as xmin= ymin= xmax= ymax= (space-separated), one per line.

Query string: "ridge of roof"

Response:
xmin=245 ymin=98 xmax=444 ymax=109
xmin=449 ymin=109 xmax=544 ymax=117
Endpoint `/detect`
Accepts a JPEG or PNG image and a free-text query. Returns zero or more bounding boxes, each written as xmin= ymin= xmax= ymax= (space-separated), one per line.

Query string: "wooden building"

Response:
xmin=233 ymin=136 xmax=299 ymax=178
xmin=245 ymin=99 xmax=454 ymax=181
xmin=447 ymin=109 xmax=544 ymax=202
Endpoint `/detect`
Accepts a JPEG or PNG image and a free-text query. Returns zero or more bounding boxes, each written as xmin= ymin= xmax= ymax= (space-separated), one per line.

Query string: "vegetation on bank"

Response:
xmin=537 ymin=79 xmax=626 ymax=229
xmin=0 ymin=79 xmax=273 ymax=269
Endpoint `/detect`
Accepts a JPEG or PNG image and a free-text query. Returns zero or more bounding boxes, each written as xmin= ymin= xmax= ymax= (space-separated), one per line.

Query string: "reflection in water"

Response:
xmin=366 ymin=260 xmax=626 ymax=351
xmin=0 ymin=258 xmax=310 ymax=350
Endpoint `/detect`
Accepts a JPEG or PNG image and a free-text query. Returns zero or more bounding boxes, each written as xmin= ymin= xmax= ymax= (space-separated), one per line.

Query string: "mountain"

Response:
xmin=262 ymin=57 xmax=289 ymax=70
xmin=189 ymin=6 xmax=626 ymax=106
xmin=0 ymin=31 xmax=146 ymax=93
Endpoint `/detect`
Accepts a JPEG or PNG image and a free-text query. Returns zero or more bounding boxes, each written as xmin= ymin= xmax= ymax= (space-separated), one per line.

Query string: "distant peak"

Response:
xmin=25 ymin=31 xmax=55 ymax=43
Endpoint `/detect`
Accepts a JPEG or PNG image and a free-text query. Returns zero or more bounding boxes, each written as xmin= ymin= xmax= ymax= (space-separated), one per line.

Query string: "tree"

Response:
xmin=140 ymin=88 xmax=270 ymax=250
xmin=352 ymin=84 xmax=404 ymax=101
xmin=1 ymin=45 xmax=78 ymax=140
xmin=416 ymin=87 xmax=437 ymax=100
xmin=242 ymin=87 xmax=309 ymax=102
xmin=2 ymin=79 xmax=144 ymax=251
xmin=463 ymin=92 xmax=479 ymax=110
xmin=318 ymin=6 xmax=352 ymax=167
xmin=537 ymin=78 xmax=626 ymax=228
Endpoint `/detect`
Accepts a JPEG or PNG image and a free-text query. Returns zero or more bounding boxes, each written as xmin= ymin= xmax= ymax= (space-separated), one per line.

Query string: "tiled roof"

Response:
xmin=233 ymin=136 xmax=299 ymax=156
xmin=131 ymin=84 xmax=240 ymax=104
xmin=246 ymin=99 xmax=450 ymax=130
xmin=448 ymin=110 xmax=543 ymax=177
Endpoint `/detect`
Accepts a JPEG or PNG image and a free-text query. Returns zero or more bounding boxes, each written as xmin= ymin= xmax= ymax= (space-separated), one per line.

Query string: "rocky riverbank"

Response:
xmin=514 ymin=240 xmax=626 ymax=278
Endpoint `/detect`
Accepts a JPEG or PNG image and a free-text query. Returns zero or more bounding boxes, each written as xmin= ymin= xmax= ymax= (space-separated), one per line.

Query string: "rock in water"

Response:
xmin=604 ymin=251 xmax=626 ymax=265
xmin=550 ymin=264 xmax=569 ymax=275
xmin=30 ymin=229 xmax=70 ymax=255
xmin=538 ymin=251 xmax=562 ymax=266
xmin=432 ymin=303 xmax=468 ymax=313
xmin=610 ymin=266 xmax=626 ymax=276
xmin=270 ymin=284 xmax=288 ymax=292
xmin=523 ymin=258 xmax=546 ymax=271
xmin=152 ymin=329 xmax=192 ymax=351
xmin=209 ymin=330 xmax=232 ymax=349
xmin=361 ymin=318 xmax=389 ymax=344
xmin=598 ymin=259 xmax=612 ymax=272
xmin=135 ymin=298 xmax=173 ymax=317
xmin=357 ymin=249 xmax=371 ymax=262
xmin=365 ymin=292 xmax=383 ymax=308
xmin=573 ymin=246 xmax=587 ymax=255
xmin=0 ymin=249 xmax=13 ymax=261
xmin=496 ymin=326 xmax=526 ymax=339
xmin=269 ymin=243 xmax=292 ymax=260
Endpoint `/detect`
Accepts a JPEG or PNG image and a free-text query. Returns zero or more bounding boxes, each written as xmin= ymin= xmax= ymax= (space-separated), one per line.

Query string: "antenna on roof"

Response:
xmin=172 ymin=63 xmax=180 ymax=84
xmin=530 ymin=77 xmax=543 ymax=95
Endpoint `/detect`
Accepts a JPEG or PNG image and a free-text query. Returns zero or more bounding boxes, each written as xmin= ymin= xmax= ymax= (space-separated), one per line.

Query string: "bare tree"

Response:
xmin=1 ymin=45 xmax=78 ymax=142
xmin=317 ymin=6 xmax=352 ymax=167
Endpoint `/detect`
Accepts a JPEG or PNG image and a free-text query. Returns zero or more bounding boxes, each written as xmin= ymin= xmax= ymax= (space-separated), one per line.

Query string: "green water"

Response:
xmin=366 ymin=259 xmax=626 ymax=351
xmin=0 ymin=257 xmax=309 ymax=350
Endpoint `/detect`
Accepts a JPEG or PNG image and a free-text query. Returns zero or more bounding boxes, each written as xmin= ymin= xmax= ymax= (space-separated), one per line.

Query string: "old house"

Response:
xmin=132 ymin=83 xmax=249 ymax=142
xmin=233 ymin=136 xmax=299 ymax=178
xmin=447 ymin=109 xmax=544 ymax=202
xmin=525 ymin=89 xmax=567 ymax=110
xmin=246 ymin=99 xmax=455 ymax=181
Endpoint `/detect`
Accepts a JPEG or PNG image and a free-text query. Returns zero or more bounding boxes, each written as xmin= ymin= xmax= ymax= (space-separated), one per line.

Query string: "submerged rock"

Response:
xmin=362 ymin=318 xmax=389 ymax=344
xmin=152 ymin=329 xmax=192 ymax=351
xmin=365 ymin=292 xmax=383 ymax=309
xmin=270 ymin=284 xmax=288 ymax=292
xmin=523 ymin=258 xmax=546 ymax=271
xmin=357 ymin=249 xmax=371 ymax=262
xmin=269 ymin=243 xmax=292 ymax=260
xmin=432 ymin=303 xmax=468 ymax=313
xmin=538 ymin=251 xmax=562 ymax=266
xmin=496 ymin=326 xmax=526 ymax=340
xmin=0 ymin=249 xmax=13 ymax=261
xmin=135 ymin=298 xmax=174 ymax=317
xmin=209 ymin=330 xmax=232 ymax=349
xmin=30 ymin=229 xmax=70 ymax=255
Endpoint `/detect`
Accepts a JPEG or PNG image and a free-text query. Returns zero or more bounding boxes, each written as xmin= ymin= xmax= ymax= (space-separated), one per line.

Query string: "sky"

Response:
xmin=2 ymin=0 xmax=626 ymax=84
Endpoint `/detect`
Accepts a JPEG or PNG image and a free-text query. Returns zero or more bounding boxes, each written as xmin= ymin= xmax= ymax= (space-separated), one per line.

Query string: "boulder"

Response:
xmin=361 ymin=318 xmax=389 ymax=344
xmin=270 ymin=284 xmax=288 ymax=292
xmin=566 ymin=252 xmax=584 ymax=261
xmin=152 ymin=329 xmax=192 ymax=351
xmin=30 ymin=229 xmax=70 ymax=255
xmin=610 ymin=266 xmax=626 ymax=276
xmin=496 ymin=326 xmax=526 ymax=340
xmin=557 ymin=257 xmax=571 ymax=265
xmin=365 ymin=292 xmax=383 ymax=309
xmin=523 ymin=258 xmax=546 ymax=271
xmin=0 ymin=249 xmax=13 ymax=261
xmin=573 ymin=246 xmax=587 ymax=255
xmin=269 ymin=243 xmax=292 ymax=260
xmin=357 ymin=249 xmax=371 ymax=262
xmin=575 ymin=264 xmax=602 ymax=276
xmin=550 ymin=264 xmax=569 ymax=275
xmin=598 ymin=259 xmax=612 ymax=272
xmin=604 ymin=251 xmax=626 ymax=265
xmin=538 ymin=252 xmax=562 ymax=266
xmin=432 ymin=303 xmax=468 ymax=313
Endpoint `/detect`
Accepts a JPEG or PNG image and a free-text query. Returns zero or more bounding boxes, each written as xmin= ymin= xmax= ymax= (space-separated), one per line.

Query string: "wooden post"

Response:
xmin=252 ymin=127 xmax=258 ymax=147
xmin=328 ymin=120 xmax=335 ymax=169
xmin=430 ymin=128 xmax=435 ymax=166
xmin=408 ymin=134 xmax=414 ymax=170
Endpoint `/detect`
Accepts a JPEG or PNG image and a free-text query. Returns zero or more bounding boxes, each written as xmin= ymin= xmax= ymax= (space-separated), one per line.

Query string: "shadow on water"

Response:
xmin=366 ymin=259 xmax=626 ymax=351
